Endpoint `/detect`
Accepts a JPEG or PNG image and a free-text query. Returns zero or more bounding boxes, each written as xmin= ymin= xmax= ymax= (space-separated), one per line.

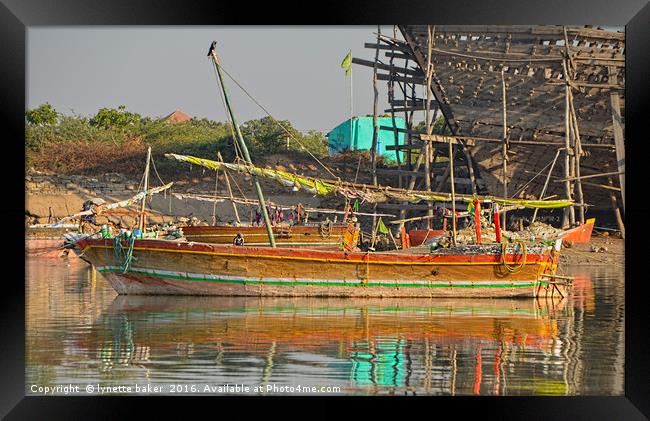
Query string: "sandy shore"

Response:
xmin=560 ymin=235 xmax=624 ymax=267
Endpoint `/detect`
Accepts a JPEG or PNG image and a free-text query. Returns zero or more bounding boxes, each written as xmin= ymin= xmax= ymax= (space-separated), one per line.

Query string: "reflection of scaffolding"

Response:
xmin=357 ymin=25 xmax=624 ymax=232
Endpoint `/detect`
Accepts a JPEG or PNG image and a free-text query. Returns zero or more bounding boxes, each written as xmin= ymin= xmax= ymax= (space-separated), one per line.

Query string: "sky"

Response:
xmin=27 ymin=26 xmax=623 ymax=133
xmin=27 ymin=26 xmax=395 ymax=132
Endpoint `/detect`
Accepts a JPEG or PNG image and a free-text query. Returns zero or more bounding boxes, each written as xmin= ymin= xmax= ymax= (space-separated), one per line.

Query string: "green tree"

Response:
xmin=25 ymin=103 xmax=58 ymax=126
xmin=413 ymin=115 xmax=450 ymax=134
xmin=90 ymin=105 xmax=141 ymax=129
xmin=240 ymin=116 xmax=299 ymax=154
xmin=292 ymin=130 xmax=328 ymax=157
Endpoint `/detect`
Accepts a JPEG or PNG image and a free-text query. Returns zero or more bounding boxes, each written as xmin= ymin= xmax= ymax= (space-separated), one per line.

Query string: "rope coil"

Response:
xmin=319 ymin=220 xmax=333 ymax=238
xmin=501 ymin=240 xmax=527 ymax=273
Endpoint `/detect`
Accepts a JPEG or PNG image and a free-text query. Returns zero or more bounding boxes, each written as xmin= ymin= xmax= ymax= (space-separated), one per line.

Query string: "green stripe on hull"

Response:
xmin=98 ymin=267 xmax=546 ymax=289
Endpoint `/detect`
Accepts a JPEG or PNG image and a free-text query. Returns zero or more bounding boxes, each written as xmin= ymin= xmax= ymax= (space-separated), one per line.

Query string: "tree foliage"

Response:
xmin=413 ymin=115 xmax=450 ymax=134
xmin=25 ymin=103 xmax=58 ymax=126
xmin=26 ymin=106 xmax=330 ymax=173
xmin=90 ymin=105 xmax=141 ymax=129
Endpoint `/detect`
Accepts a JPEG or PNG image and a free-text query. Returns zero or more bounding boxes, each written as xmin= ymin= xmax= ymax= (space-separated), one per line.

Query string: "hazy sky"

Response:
xmin=27 ymin=26 xmax=394 ymax=132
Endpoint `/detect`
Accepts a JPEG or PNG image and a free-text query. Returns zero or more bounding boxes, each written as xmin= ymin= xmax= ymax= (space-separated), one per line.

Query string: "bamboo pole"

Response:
xmin=568 ymin=90 xmax=585 ymax=224
xmin=424 ymin=25 xmax=434 ymax=227
xmin=500 ymin=68 xmax=508 ymax=229
xmin=607 ymin=175 xmax=625 ymax=238
xmin=371 ymin=26 xmax=381 ymax=244
xmin=217 ymin=151 xmax=240 ymax=224
xmin=138 ymin=146 xmax=152 ymax=232
xmin=210 ymin=46 xmax=275 ymax=247
xmin=561 ymin=59 xmax=575 ymax=228
xmin=389 ymin=25 xmax=402 ymax=190
xmin=211 ymin=163 xmax=219 ymax=226
xmin=449 ymin=136 xmax=457 ymax=246
xmin=561 ymin=37 xmax=585 ymax=226
xmin=556 ymin=171 xmax=624 ymax=183
xmin=531 ymin=149 xmax=562 ymax=224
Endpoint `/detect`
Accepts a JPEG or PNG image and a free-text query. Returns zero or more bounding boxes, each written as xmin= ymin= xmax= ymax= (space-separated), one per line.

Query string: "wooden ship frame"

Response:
xmin=353 ymin=25 xmax=625 ymax=234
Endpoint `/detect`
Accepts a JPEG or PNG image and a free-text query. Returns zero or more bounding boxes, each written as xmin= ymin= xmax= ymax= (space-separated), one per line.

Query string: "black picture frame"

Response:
xmin=3 ymin=0 xmax=648 ymax=418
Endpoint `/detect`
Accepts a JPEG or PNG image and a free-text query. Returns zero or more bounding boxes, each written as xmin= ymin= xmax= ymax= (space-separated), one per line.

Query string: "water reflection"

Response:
xmin=25 ymin=257 xmax=624 ymax=395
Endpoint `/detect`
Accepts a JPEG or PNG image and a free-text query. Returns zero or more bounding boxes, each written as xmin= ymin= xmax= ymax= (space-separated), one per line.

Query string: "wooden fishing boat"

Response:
xmin=182 ymin=223 xmax=347 ymax=247
xmin=69 ymin=43 xmax=573 ymax=300
xmin=76 ymin=237 xmax=566 ymax=298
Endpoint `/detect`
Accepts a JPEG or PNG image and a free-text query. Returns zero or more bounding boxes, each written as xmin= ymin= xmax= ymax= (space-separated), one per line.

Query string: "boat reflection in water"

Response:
xmin=90 ymin=295 xmax=575 ymax=395
xmin=26 ymin=256 xmax=623 ymax=396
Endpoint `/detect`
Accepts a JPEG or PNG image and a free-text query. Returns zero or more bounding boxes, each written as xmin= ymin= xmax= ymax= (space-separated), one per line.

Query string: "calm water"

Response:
xmin=25 ymin=255 xmax=624 ymax=396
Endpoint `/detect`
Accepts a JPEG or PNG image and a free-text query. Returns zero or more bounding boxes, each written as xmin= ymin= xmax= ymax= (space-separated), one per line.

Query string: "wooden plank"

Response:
xmin=364 ymin=43 xmax=410 ymax=51
xmin=352 ymin=57 xmax=423 ymax=76
xmin=377 ymin=73 xmax=426 ymax=85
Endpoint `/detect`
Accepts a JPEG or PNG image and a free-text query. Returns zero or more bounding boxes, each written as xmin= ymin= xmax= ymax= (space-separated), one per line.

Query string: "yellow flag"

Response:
xmin=341 ymin=50 xmax=352 ymax=76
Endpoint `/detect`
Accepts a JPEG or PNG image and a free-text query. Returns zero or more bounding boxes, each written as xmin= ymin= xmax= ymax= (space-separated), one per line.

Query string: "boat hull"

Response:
xmin=408 ymin=229 xmax=446 ymax=246
xmin=182 ymin=224 xmax=346 ymax=247
xmin=561 ymin=218 xmax=595 ymax=244
xmin=25 ymin=239 xmax=78 ymax=259
xmin=77 ymin=239 xmax=564 ymax=298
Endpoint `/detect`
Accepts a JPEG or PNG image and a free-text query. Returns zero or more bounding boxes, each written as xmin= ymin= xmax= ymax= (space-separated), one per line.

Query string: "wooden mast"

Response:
xmin=138 ymin=146 xmax=152 ymax=232
xmin=500 ymin=68 xmax=508 ymax=230
xmin=209 ymin=43 xmax=276 ymax=247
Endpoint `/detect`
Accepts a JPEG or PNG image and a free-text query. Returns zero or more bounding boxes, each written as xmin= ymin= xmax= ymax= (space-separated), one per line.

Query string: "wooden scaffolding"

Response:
xmin=355 ymin=25 xmax=625 ymax=233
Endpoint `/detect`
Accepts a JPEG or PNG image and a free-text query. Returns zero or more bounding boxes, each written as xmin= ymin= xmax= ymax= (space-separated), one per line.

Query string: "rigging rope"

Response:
xmin=210 ymin=60 xmax=244 ymax=162
xmin=113 ymin=233 xmax=136 ymax=273
xmin=218 ymin=64 xmax=340 ymax=180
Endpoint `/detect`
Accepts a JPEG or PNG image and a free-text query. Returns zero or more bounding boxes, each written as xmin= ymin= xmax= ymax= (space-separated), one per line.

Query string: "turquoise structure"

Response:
xmin=327 ymin=116 xmax=406 ymax=162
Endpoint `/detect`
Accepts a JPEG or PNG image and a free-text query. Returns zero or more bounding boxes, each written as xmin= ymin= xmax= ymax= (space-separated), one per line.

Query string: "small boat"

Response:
xmin=560 ymin=218 xmax=596 ymax=244
xmin=25 ymin=224 xmax=80 ymax=258
xmin=182 ymin=222 xmax=347 ymax=247
xmin=76 ymin=236 xmax=566 ymax=298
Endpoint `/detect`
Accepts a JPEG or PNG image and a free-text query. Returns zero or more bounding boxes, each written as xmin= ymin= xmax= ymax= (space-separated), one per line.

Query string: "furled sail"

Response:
xmin=52 ymin=182 xmax=174 ymax=225
xmin=166 ymin=153 xmax=572 ymax=209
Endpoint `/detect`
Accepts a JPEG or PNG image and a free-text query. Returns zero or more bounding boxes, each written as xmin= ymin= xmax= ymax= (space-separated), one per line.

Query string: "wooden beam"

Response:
xmin=377 ymin=73 xmax=426 ymax=85
xmin=555 ymin=170 xmax=624 ymax=183
xmin=352 ymin=57 xmax=423 ymax=76
xmin=364 ymin=43 xmax=410 ymax=51
xmin=420 ymin=134 xmax=476 ymax=146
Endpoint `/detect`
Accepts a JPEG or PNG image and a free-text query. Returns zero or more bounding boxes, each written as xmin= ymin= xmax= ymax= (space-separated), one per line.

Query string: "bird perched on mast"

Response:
xmin=207 ymin=41 xmax=217 ymax=57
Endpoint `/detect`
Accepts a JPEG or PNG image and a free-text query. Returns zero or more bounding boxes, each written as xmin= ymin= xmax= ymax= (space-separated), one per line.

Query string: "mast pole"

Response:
xmin=210 ymin=45 xmax=276 ymax=247
xmin=138 ymin=146 xmax=152 ymax=232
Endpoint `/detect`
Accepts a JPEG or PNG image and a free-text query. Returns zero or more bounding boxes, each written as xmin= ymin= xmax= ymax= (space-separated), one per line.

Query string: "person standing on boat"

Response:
xmin=254 ymin=208 xmax=262 ymax=226
xmin=233 ymin=233 xmax=245 ymax=246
